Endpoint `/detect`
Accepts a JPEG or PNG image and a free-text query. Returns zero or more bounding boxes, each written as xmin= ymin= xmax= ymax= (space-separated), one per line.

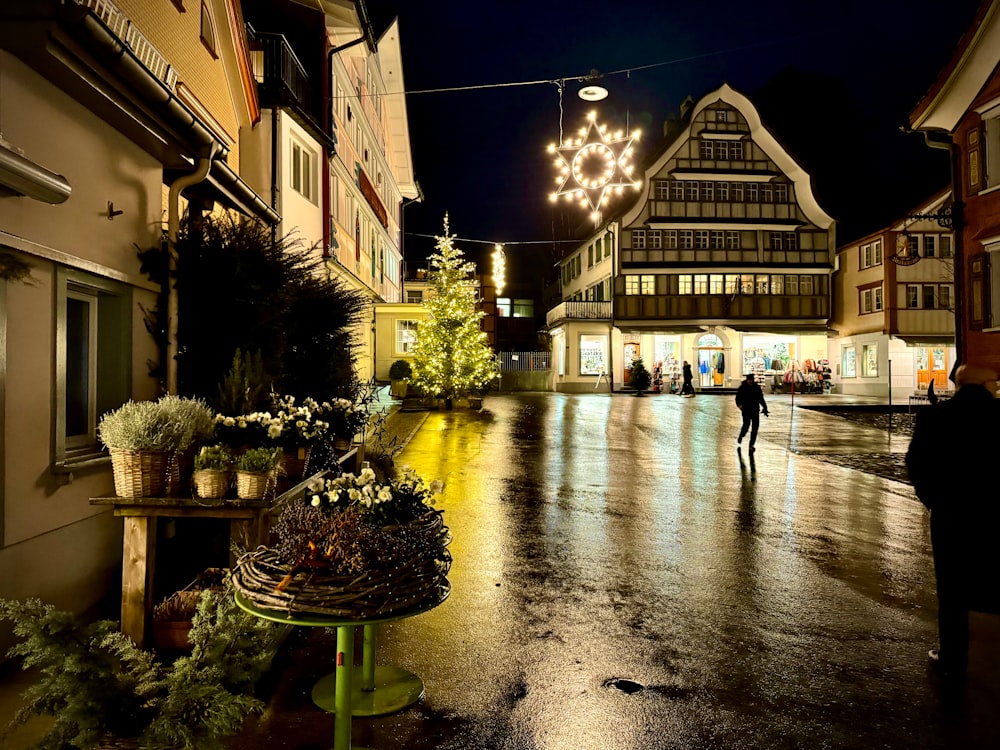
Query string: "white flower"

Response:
xmin=311 ymin=495 xmax=321 ymax=507
xmin=359 ymin=467 xmax=376 ymax=484
xmin=377 ymin=487 xmax=393 ymax=503
xmin=267 ymin=424 xmax=283 ymax=439
xmin=223 ymin=416 xmax=236 ymax=427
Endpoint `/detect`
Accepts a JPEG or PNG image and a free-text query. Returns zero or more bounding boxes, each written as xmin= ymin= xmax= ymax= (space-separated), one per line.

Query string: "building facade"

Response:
xmin=0 ymin=0 xmax=275 ymax=629
xmin=549 ymin=84 xmax=835 ymax=394
xmin=910 ymin=0 xmax=1000 ymax=372
xmin=831 ymin=191 xmax=957 ymax=397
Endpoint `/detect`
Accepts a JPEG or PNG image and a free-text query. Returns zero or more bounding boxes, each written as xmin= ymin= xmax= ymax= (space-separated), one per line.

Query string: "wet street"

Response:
xmin=227 ymin=391 xmax=1000 ymax=750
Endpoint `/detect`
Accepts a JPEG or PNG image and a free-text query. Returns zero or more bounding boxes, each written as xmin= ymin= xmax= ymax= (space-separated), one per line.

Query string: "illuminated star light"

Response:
xmin=548 ymin=111 xmax=641 ymax=221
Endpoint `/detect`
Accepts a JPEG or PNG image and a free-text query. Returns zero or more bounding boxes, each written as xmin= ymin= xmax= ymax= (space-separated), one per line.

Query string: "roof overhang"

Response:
xmin=910 ymin=0 xmax=1000 ymax=132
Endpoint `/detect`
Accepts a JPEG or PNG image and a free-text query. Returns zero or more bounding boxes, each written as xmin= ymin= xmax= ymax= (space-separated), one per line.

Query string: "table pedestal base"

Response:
xmin=312 ymin=664 xmax=424 ymax=716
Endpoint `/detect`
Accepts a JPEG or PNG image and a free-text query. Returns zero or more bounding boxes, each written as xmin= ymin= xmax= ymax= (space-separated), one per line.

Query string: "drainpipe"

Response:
xmin=608 ymin=225 xmax=616 ymax=393
xmin=923 ymin=130 xmax=965 ymax=367
xmin=166 ymin=144 xmax=219 ymax=394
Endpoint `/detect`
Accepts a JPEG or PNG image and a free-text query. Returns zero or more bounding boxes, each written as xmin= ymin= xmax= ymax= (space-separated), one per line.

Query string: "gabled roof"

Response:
xmin=622 ymin=83 xmax=834 ymax=230
xmin=910 ymin=0 xmax=1000 ymax=132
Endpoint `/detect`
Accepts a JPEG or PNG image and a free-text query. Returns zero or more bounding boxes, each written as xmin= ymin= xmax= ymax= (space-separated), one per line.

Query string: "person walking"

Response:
xmin=680 ymin=361 xmax=695 ymax=397
xmin=906 ymin=363 xmax=1000 ymax=679
xmin=735 ymin=373 xmax=768 ymax=451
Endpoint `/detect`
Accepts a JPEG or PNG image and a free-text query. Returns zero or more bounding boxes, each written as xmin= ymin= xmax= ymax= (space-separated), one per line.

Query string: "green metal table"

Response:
xmin=235 ymin=590 xmax=447 ymax=750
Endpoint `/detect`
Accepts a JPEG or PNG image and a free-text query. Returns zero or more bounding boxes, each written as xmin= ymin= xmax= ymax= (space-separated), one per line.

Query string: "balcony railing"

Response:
xmin=546 ymin=300 xmax=612 ymax=327
xmin=78 ymin=0 xmax=178 ymax=90
xmin=248 ymin=29 xmax=313 ymax=111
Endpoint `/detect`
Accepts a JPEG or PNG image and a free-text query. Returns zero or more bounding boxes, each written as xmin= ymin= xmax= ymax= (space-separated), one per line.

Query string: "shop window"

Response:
xmin=842 ymin=347 xmax=857 ymax=378
xmin=625 ymin=275 xmax=641 ymax=295
xmin=640 ymin=275 xmax=655 ymax=295
xmin=579 ymin=335 xmax=607 ymax=375
xmin=755 ymin=275 xmax=769 ymax=294
xmin=709 ymin=275 xmax=724 ymax=294
xmin=678 ymin=275 xmax=692 ymax=295
xmin=770 ymin=275 xmax=784 ymax=294
xmin=396 ymin=319 xmax=418 ymax=353
xmin=862 ymin=344 xmax=878 ymax=377
xmin=693 ymin=275 xmax=708 ymax=294
xmin=725 ymin=275 xmax=739 ymax=294
xmin=497 ymin=298 xmax=511 ymax=317
xmin=57 ymin=270 xmax=131 ymax=464
xmin=740 ymin=274 xmax=754 ymax=294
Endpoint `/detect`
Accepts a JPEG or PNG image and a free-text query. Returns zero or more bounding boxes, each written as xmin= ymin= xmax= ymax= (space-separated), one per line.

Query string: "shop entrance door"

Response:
xmin=697 ymin=348 xmax=724 ymax=388
xmin=623 ymin=341 xmax=639 ymax=385
xmin=916 ymin=347 xmax=948 ymax=390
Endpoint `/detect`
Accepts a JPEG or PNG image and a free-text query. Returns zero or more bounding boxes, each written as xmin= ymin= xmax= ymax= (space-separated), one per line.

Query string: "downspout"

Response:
xmin=608 ymin=225 xmax=616 ymax=393
xmin=271 ymin=107 xmax=279 ymax=245
xmin=166 ymin=144 xmax=219 ymax=394
xmin=923 ymin=129 xmax=965 ymax=366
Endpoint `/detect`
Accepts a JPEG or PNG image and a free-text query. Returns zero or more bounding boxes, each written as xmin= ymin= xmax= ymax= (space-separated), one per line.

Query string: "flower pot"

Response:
xmin=236 ymin=470 xmax=272 ymax=501
xmin=110 ymin=448 xmax=173 ymax=498
xmin=192 ymin=468 xmax=230 ymax=499
xmin=281 ymin=446 xmax=312 ymax=479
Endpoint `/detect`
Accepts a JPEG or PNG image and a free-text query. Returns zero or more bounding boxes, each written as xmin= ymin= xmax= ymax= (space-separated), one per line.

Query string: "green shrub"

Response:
xmin=389 ymin=359 xmax=412 ymax=381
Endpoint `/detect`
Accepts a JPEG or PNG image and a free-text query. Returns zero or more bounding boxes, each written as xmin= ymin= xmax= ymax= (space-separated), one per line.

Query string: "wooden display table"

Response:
xmin=90 ymin=496 xmax=271 ymax=647
xmin=235 ymin=591 xmax=447 ymax=750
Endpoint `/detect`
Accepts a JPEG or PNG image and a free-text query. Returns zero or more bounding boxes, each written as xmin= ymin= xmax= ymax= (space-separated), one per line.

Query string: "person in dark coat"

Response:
xmin=735 ymin=373 xmax=768 ymax=451
xmin=906 ymin=363 xmax=1000 ymax=677
xmin=680 ymin=361 xmax=695 ymax=397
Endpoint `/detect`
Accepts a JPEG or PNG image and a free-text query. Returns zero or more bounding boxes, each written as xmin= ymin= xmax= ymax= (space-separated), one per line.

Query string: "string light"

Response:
xmin=492 ymin=244 xmax=506 ymax=296
xmin=548 ymin=110 xmax=641 ymax=221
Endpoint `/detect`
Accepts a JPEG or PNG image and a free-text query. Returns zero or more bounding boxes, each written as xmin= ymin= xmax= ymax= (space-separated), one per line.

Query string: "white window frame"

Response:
xmin=56 ymin=269 xmax=131 ymax=465
xmin=290 ymin=138 xmax=317 ymax=203
xmin=396 ymin=319 xmax=419 ymax=354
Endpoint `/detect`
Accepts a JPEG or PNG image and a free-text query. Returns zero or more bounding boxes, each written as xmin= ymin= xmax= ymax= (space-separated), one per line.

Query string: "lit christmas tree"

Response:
xmin=411 ymin=216 xmax=499 ymax=402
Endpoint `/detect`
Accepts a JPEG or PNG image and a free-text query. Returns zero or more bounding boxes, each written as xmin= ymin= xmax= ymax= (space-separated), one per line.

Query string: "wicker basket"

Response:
xmin=236 ymin=470 xmax=272 ymax=500
xmin=193 ymin=468 xmax=230 ymax=499
xmin=110 ymin=448 xmax=173 ymax=498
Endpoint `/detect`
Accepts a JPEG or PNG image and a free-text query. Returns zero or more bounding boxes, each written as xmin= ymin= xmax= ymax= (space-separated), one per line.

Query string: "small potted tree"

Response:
xmin=389 ymin=359 xmax=412 ymax=398
xmin=628 ymin=356 xmax=652 ymax=395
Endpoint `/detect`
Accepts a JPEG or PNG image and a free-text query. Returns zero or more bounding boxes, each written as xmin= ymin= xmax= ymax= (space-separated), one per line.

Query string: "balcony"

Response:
xmin=546 ymin=300 xmax=611 ymax=327
xmin=614 ymin=294 xmax=828 ymax=321
xmin=248 ymin=28 xmax=328 ymax=147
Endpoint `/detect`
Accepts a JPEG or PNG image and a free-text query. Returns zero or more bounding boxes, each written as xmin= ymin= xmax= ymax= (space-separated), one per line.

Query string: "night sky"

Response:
xmin=363 ymin=0 xmax=984 ymax=282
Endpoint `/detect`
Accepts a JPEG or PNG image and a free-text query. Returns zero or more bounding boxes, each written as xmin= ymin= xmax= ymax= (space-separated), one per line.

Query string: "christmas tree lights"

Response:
xmin=411 ymin=216 xmax=500 ymax=401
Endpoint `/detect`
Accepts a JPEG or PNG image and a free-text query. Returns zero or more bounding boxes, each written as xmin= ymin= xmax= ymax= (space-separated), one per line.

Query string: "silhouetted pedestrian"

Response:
xmin=906 ymin=363 xmax=1000 ymax=679
xmin=680 ymin=361 xmax=695 ymax=397
xmin=735 ymin=373 xmax=768 ymax=452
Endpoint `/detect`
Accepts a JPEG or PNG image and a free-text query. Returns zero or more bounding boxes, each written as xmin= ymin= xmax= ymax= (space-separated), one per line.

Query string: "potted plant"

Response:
xmin=192 ymin=444 xmax=233 ymax=499
xmin=98 ymin=396 xmax=214 ymax=498
xmin=628 ymin=356 xmax=652 ymax=395
xmin=234 ymin=447 xmax=280 ymax=500
xmin=0 ymin=581 xmax=281 ymax=750
xmin=389 ymin=359 xmax=412 ymax=398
